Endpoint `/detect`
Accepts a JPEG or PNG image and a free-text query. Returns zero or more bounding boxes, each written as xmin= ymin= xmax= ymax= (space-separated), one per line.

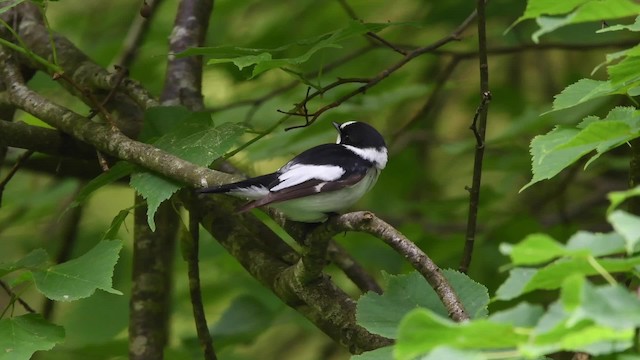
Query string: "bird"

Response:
xmin=197 ymin=121 xmax=387 ymax=223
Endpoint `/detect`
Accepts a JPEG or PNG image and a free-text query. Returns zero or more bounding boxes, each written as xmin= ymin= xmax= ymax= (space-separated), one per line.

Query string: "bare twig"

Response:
xmin=0 ymin=280 xmax=35 ymax=314
xmin=459 ymin=0 xmax=490 ymax=274
xmin=114 ymin=0 xmax=164 ymax=68
xmin=0 ymin=149 xmax=33 ymax=207
xmin=185 ymin=201 xmax=216 ymax=359
xmin=282 ymin=8 xmax=477 ymax=129
xmin=337 ymin=0 xmax=407 ymax=55
xmin=328 ymin=241 xmax=383 ymax=294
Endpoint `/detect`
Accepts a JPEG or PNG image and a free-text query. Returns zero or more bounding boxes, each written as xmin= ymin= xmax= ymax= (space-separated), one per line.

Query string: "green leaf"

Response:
xmin=356 ymin=270 xmax=488 ymax=339
xmin=514 ymin=0 xmax=640 ymax=41
xmin=395 ymin=309 xmax=525 ymax=360
xmin=608 ymin=56 xmax=640 ymax=86
xmin=495 ymin=268 xmax=538 ymax=301
xmin=187 ymin=21 xmax=400 ymax=78
xmin=350 ymin=346 xmax=394 ymax=360
xmin=607 ymin=186 xmax=640 ymax=213
xmin=499 ymin=233 xmax=567 ymax=265
xmin=565 ymin=231 xmax=625 ymax=257
xmin=597 ymin=15 xmax=640 ymax=32
xmin=499 ymin=257 xmax=640 ymax=300
xmin=608 ymin=210 xmax=640 ymax=254
xmin=130 ymin=108 xmax=245 ymax=230
xmin=0 ymin=249 xmax=49 ymax=277
xmin=0 ymin=314 xmax=64 ymax=360
xmin=32 ymin=240 xmax=123 ymax=301
xmin=489 ymin=302 xmax=545 ymax=328
xmin=551 ymin=79 xmax=624 ymax=113
xmin=210 ymin=295 xmax=277 ymax=347
xmin=70 ymin=162 xmax=135 ymax=208
xmin=419 ymin=347 xmax=487 ymax=360
xmin=523 ymin=107 xmax=640 ymax=190
xmin=102 ymin=207 xmax=134 ymax=241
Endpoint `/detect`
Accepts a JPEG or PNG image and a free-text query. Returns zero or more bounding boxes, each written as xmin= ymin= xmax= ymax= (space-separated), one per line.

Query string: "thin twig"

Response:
xmin=0 ymin=280 xmax=36 ymax=314
xmin=0 ymin=149 xmax=33 ymax=207
xmin=186 ymin=203 xmax=217 ymax=360
xmin=327 ymin=241 xmax=383 ymax=294
xmin=282 ymin=8 xmax=477 ymax=129
xmin=459 ymin=0 xmax=490 ymax=274
xmin=113 ymin=0 xmax=164 ymax=69
xmin=336 ymin=0 xmax=407 ymax=55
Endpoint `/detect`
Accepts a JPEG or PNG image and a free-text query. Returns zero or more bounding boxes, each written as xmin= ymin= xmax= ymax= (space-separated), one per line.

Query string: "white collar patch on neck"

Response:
xmin=342 ymin=145 xmax=388 ymax=169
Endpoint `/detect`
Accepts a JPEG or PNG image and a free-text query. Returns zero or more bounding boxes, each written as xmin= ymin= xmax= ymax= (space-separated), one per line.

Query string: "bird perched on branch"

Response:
xmin=198 ymin=121 xmax=387 ymax=223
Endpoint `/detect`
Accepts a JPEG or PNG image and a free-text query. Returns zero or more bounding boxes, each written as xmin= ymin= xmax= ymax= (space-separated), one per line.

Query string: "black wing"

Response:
xmin=275 ymin=144 xmax=373 ymax=180
xmin=238 ymin=173 xmax=366 ymax=212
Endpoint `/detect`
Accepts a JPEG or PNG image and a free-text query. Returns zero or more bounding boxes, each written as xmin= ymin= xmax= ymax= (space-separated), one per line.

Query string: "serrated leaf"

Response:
xmin=514 ymin=0 xmax=640 ymax=41
xmin=523 ymin=111 xmax=638 ymax=191
xmin=500 ymin=233 xmax=567 ymax=265
xmin=608 ymin=210 xmax=640 ymax=254
xmin=356 ymin=270 xmax=488 ymax=339
xmin=608 ymin=56 xmax=640 ymax=86
xmin=130 ymin=109 xmax=245 ymax=230
xmin=395 ymin=309 xmax=525 ymax=360
xmin=0 ymin=314 xmax=64 ymax=360
xmin=551 ymin=79 xmax=623 ymax=113
xmin=32 ymin=240 xmax=123 ymax=301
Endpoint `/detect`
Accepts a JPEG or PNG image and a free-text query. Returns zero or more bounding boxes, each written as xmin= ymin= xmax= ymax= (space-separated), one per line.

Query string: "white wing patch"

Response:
xmin=271 ymin=164 xmax=345 ymax=192
xmin=342 ymin=145 xmax=388 ymax=169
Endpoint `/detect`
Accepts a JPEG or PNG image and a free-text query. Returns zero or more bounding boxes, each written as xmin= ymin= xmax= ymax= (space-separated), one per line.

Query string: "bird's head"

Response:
xmin=333 ymin=121 xmax=388 ymax=169
xmin=333 ymin=121 xmax=386 ymax=150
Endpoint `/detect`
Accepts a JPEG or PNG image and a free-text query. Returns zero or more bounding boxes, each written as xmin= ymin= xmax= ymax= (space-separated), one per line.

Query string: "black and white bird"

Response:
xmin=198 ymin=121 xmax=387 ymax=223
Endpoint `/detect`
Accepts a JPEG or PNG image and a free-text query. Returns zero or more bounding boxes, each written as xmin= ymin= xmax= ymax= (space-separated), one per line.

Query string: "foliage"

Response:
xmin=3 ymin=0 xmax=640 ymax=359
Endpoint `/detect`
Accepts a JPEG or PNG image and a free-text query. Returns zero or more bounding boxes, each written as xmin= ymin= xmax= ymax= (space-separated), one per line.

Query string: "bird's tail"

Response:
xmin=196 ymin=173 xmax=278 ymax=194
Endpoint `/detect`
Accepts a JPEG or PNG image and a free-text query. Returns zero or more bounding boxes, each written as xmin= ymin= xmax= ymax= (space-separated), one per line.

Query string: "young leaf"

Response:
xmin=607 ymin=186 xmax=640 ymax=213
xmin=499 ymin=233 xmax=567 ymax=265
xmin=70 ymin=162 xmax=135 ymax=208
xmin=395 ymin=309 xmax=525 ymax=360
xmin=495 ymin=268 xmax=538 ymax=301
xmin=32 ymin=240 xmax=123 ymax=301
xmin=565 ymin=231 xmax=625 ymax=257
xmin=489 ymin=302 xmax=545 ymax=327
xmin=0 ymin=314 xmax=64 ymax=360
xmin=608 ymin=210 xmax=640 ymax=254
xmin=551 ymin=79 xmax=623 ymax=113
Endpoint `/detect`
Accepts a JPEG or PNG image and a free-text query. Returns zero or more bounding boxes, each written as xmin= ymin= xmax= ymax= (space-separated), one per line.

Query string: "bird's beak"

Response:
xmin=332 ymin=122 xmax=342 ymax=133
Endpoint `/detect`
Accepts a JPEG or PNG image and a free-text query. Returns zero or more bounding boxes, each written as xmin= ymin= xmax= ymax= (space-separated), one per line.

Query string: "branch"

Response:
xmin=322 ymin=212 xmax=469 ymax=322
xmin=0 ymin=149 xmax=33 ymax=207
xmin=460 ymin=0 xmax=490 ymax=274
xmin=0 ymin=120 xmax=95 ymax=159
xmin=0 ymin=49 xmax=238 ymax=189
xmin=328 ymin=241 xmax=383 ymax=294
xmin=158 ymin=0 xmax=216 ymax=358
xmin=187 ymin=195 xmax=393 ymax=353
xmin=0 ymin=279 xmax=35 ymax=314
